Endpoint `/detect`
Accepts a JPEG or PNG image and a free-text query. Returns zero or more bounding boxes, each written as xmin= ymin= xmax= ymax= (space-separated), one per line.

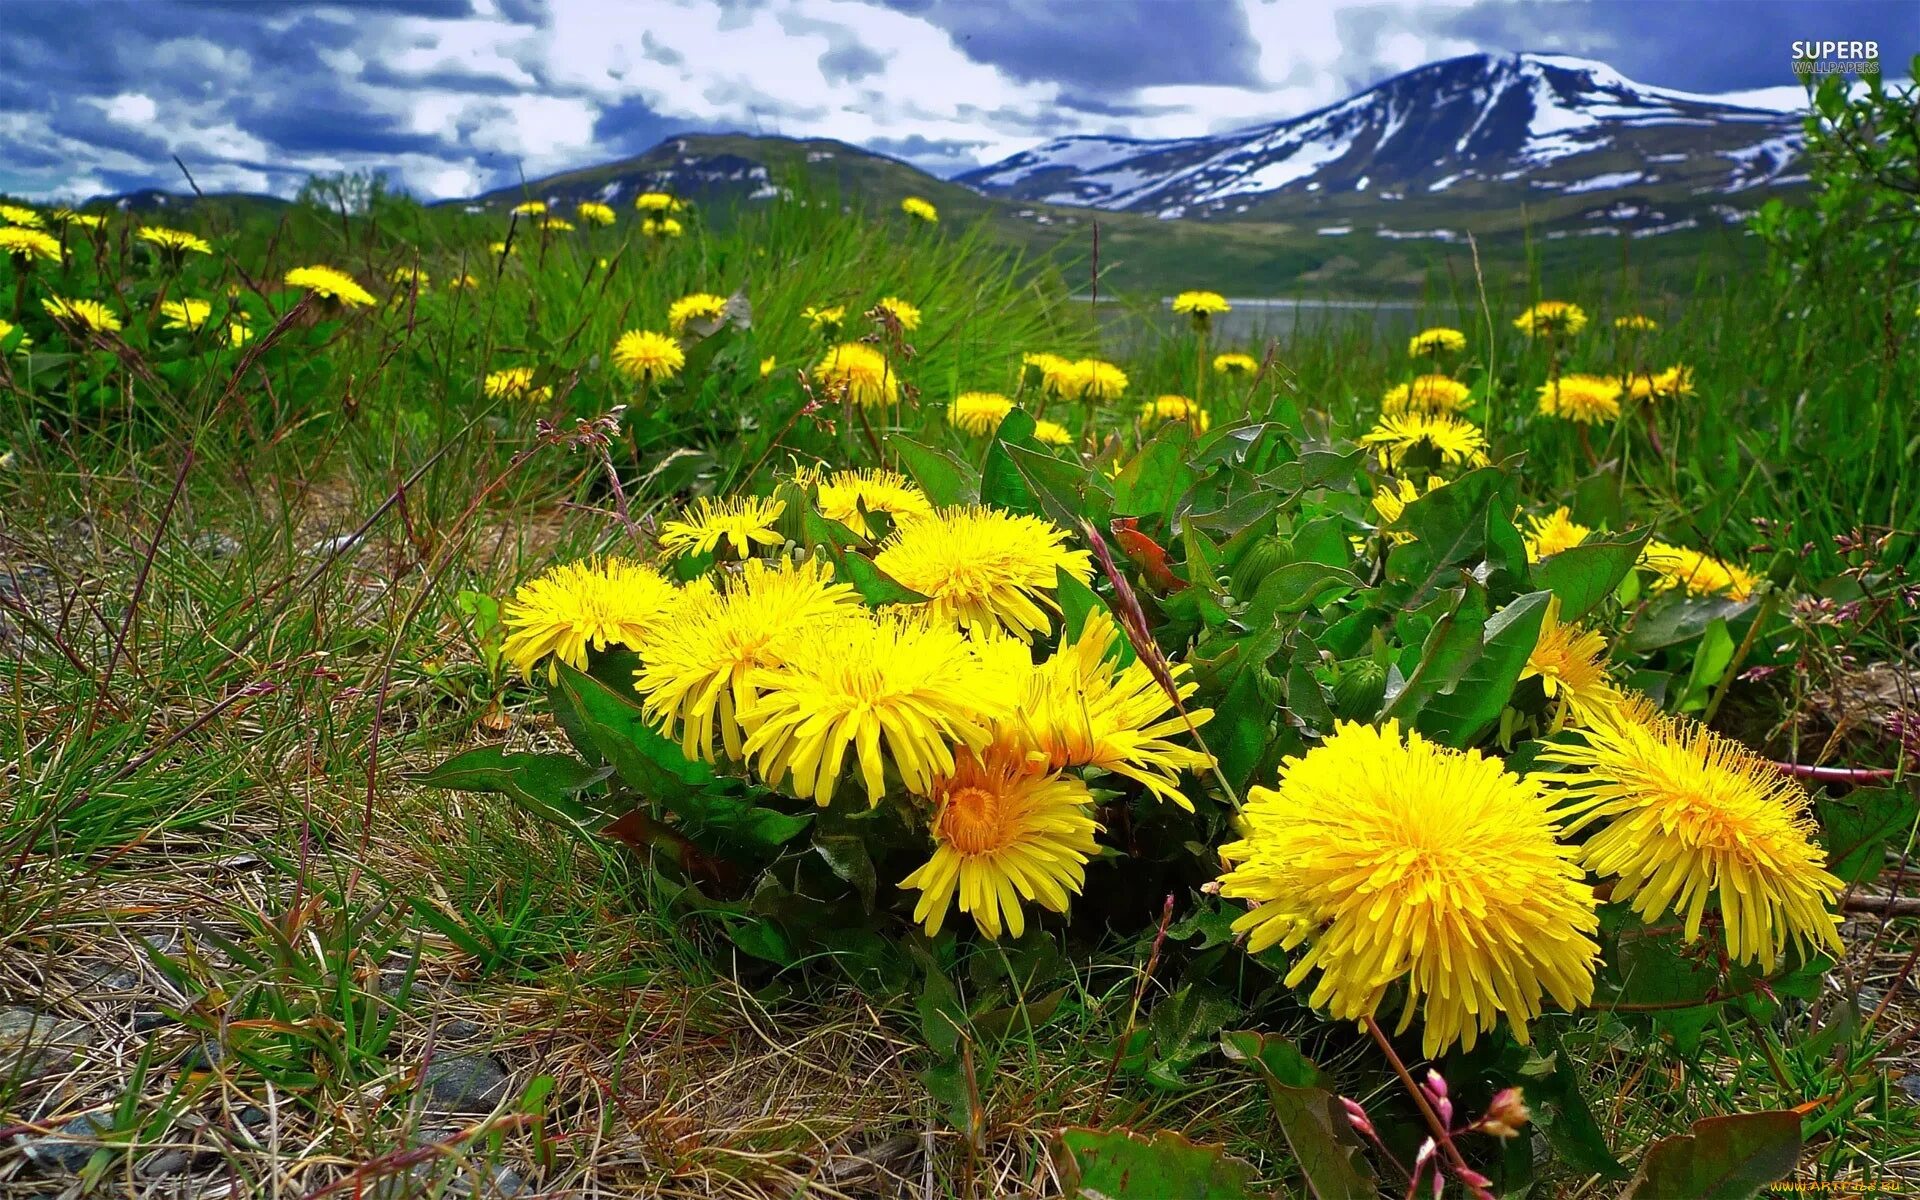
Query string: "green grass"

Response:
xmin=1 ymin=181 xmax=1916 ymax=1197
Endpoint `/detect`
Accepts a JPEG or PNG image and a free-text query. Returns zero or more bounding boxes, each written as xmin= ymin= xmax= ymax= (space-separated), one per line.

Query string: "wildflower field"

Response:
xmin=2 ymin=77 xmax=1918 ymax=1200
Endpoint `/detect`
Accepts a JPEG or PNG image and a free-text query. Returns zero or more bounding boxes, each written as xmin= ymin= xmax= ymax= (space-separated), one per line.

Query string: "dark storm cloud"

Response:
xmin=889 ymin=0 xmax=1263 ymax=91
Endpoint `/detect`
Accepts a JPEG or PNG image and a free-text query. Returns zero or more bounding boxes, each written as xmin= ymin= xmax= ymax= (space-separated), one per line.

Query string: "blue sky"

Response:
xmin=0 ymin=0 xmax=1911 ymax=200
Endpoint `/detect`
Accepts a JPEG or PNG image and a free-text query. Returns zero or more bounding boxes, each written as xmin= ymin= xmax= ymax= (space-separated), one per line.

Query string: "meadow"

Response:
xmin=1 ymin=81 xmax=1917 ymax=1200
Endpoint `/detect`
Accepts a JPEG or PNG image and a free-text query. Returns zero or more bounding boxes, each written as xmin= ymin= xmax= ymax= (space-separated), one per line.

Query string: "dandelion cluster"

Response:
xmin=668 ymin=292 xmax=729 ymax=333
xmin=812 ymin=342 xmax=899 ymax=407
xmin=285 ymin=265 xmax=376 ymax=307
xmin=484 ymin=366 xmax=552 ymax=402
xmin=42 ymin=295 xmax=122 ymax=333
xmin=901 ymin=196 xmax=939 ymax=224
xmin=611 ymin=330 xmax=685 ymax=383
xmin=1 ymin=227 xmax=61 ymax=265
xmin=1382 ymin=374 xmax=1471 ymax=416
xmin=1537 ymin=374 xmax=1623 ymax=423
xmin=1139 ymin=394 xmax=1209 ymax=431
xmin=1360 ymin=412 xmax=1490 ymax=470
xmin=1641 ymin=542 xmax=1758 ymax=601
xmin=875 ymin=506 xmax=1094 ymax=641
xmin=949 ymin=391 xmax=1015 ymax=435
xmin=1172 ymin=290 xmax=1230 ymax=326
xmin=1212 ymin=352 xmax=1258 ymax=375
xmin=873 ymin=295 xmax=921 ymax=331
xmin=1513 ymin=300 xmax=1588 ymax=337
xmin=576 ymin=201 xmax=617 ymax=226
xmin=1409 ymin=326 xmax=1467 ymax=355
xmin=136 ymin=226 xmax=213 ymax=258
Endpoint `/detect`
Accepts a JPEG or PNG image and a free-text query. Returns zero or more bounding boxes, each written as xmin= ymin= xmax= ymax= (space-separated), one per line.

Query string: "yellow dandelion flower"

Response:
xmin=668 ymin=292 xmax=729 ymax=334
xmin=636 ymin=557 xmax=861 ymax=762
xmin=803 ymin=304 xmax=846 ymax=332
xmin=0 ymin=227 xmax=61 ymax=264
xmin=812 ymin=342 xmax=899 ymax=408
xmin=1539 ymin=710 xmax=1843 ymax=971
xmin=536 ymin=216 xmax=575 ymax=232
xmin=576 ymin=200 xmax=616 ymax=226
xmin=1523 ymin=507 xmax=1592 ymax=562
xmin=159 ymin=298 xmax=213 ymax=331
xmin=741 ymin=610 xmax=1012 ymax=805
xmin=1075 ymin=358 xmax=1129 ymax=401
xmin=488 ymin=240 xmax=516 ymax=257
xmin=1360 ymin=413 xmax=1490 ymax=470
xmin=136 ymin=227 xmax=213 ymax=257
xmin=641 ymin=216 xmax=684 ymax=238
xmin=875 ymin=505 xmax=1093 ymax=642
xmin=1020 ymin=611 xmax=1214 ymax=808
xmin=1369 ymin=476 xmax=1446 ymax=544
xmin=1383 ymin=374 xmax=1472 ymax=416
xmin=484 ymin=366 xmax=552 ymax=403
xmin=0 ymin=204 xmax=44 ymax=228
xmin=1519 ymin=598 xmax=1623 ymax=728
xmin=949 ymin=391 xmax=1015 ymax=435
xmin=445 ymin=273 xmax=480 ymax=290
xmin=611 ymin=329 xmax=685 ymax=383
xmin=1213 ymin=352 xmax=1259 ymax=375
xmin=1218 ymin=720 xmax=1599 ymax=1057
xmin=510 ymin=200 xmax=547 ymax=216
xmin=1172 ymin=290 xmax=1231 ymax=323
xmin=901 ymin=740 xmax=1099 ymax=938
xmin=1139 ymin=394 xmax=1210 ymax=431
xmin=1021 ymin=351 xmax=1072 ymax=393
xmin=659 ymin=495 xmax=787 ymax=560
xmin=1652 ymin=365 xmax=1694 ymax=399
xmin=1409 ymin=327 xmax=1467 ymax=356
xmin=634 ymin=192 xmax=679 ymax=212
xmin=873 ymin=295 xmax=922 ymax=331
xmin=500 ymin=558 xmax=679 ymax=680
xmin=225 ymin=321 xmax=254 ymax=348
xmin=1513 ymin=300 xmax=1588 ymax=337
xmin=1614 ymin=314 xmax=1658 ymax=331
xmin=1032 ymin=419 xmax=1074 ymax=447
xmin=285 ymin=265 xmax=376 ymax=308
xmin=1640 ymin=542 xmax=1758 ymax=602
xmin=0 ymin=318 xmax=31 ymax=351
xmin=41 ymin=295 xmax=122 ymax=333
xmin=1536 ymin=373 xmax=1622 ymax=424
xmin=390 ymin=265 xmax=429 ymax=289
xmin=51 ymin=209 xmax=106 ymax=230
xmin=816 ymin=468 xmax=934 ymax=539
xmin=901 ymin=196 xmax=939 ymax=224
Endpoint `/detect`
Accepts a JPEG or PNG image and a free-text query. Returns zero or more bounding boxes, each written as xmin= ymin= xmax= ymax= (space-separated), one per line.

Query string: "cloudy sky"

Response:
xmin=0 ymin=0 xmax=1910 ymax=201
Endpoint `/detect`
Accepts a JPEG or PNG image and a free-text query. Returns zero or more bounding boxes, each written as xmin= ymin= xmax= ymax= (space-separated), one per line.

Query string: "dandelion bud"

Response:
xmin=1458 ymin=1165 xmax=1494 ymax=1192
xmin=1475 ymin=1087 xmax=1530 ymax=1139
xmin=1339 ymin=1096 xmax=1375 ymax=1138
xmin=1423 ymin=1070 xmax=1453 ymax=1126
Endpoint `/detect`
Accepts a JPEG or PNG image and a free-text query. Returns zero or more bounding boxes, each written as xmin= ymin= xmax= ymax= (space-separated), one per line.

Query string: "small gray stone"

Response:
xmin=132 ymin=1011 xmax=175 ymax=1033
xmin=420 ymin=1052 xmax=510 ymax=1112
xmin=138 ymin=1148 xmax=198 ymax=1178
xmin=237 ymin=1105 xmax=269 ymax=1128
xmin=18 ymin=1113 xmax=112 ymax=1173
xmin=0 ymin=1006 xmax=93 ymax=1079
xmin=1899 ymin=1074 xmax=1920 ymax=1102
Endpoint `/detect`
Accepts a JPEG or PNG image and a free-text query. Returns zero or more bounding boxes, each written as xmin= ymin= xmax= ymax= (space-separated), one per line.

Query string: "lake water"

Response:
xmin=1089 ymin=296 xmax=1427 ymax=353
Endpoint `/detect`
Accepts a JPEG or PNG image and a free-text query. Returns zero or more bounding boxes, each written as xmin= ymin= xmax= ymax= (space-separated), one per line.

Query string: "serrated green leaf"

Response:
xmin=1059 ymin=1128 xmax=1262 ymax=1199
xmin=1621 ymin=1111 xmax=1801 ymax=1199
xmin=1220 ymin=1031 xmax=1374 ymax=1200
xmin=408 ymin=746 xmax=613 ymax=831
xmin=1532 ymin=531 xmax=1650 ymax=620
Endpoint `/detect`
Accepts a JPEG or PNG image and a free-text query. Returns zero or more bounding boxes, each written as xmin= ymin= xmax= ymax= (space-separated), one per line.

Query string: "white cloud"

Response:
xmin=99 ymin=93 xmax=160 ymax=126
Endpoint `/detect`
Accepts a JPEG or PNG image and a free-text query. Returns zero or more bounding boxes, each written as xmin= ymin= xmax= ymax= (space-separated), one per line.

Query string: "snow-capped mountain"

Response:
xmin=958 ymin=53 xmax=1807 ymax=222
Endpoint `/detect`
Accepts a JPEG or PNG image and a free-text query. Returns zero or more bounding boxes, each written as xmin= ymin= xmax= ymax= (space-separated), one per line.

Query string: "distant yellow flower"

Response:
xmin=641 ymin=216 xmax=684 ymax=238
xmin=873 ymin=295 xmax=921 ymax=331
xmin=636 ymin=557 xmax=861 ymax=762
xmin=159 ymin=298 xmax=213 ymax=331
xmin=445 ymin=273 xmax=480 ymax=289
xmin=1219 ymin=720 xmax=1599 ymax=1057
xmin=875 ymin=505 xmax=1093 ymax=641
xmin=1523 ymin=507 xmax=1592 ymax=562
xmin=1520 ymin=598 xmax=1624 ymax=729
xmin=901 ymin=196 xmax=939 ymax=224
xmin=901 ymin=739 xmax=1099 ymax=938
xmin=742 ymin=610 xmax=1010 ymax=805
xmin=949 ymin=391 xmax=1015 ymax=435
xmin=1514 ymin=301 xmax=1588 ymax=337
xmin=0 ymin=227 xmax=61 ymax=265
xmin=537 ymin=216 xmax=575 ymax=232
xmin=1369 ymin=476 xmax=1445 ymax=544
xmin=1614 ymin=314 xmax=1658 ymax=331
xmin=42 ymin=295 xmax=122 ymax=333
xmin=1139 ymin=394 xmax=1209 ymax=431
xmin=813 ymin=342 xmax=899 ymax=407
xmin=1640 ymin=542 xmax=1758 ymax=602
xmin=576 ymin=200 xmax=616 ymax=226
xmin=285 ymin=265 xmax=376 ymax=307
xmin=634 ymin=192 xmax=679 ymax=212
xmin=1383 ymin=374 xmax=1471 ymax=416
xmin=0 ymin=204 xmax=44 ymax=229
xmin=803 ymin=304 xmax=846 ymax=332
xmin=1540 ymin=709 xmax=1843 ymax=971
xmin=611 ymin=329 xmax=685 ymax=383
xmin=1651 ymin=365 xmax=1694 ymax=399
xmin=510 ymin=200 xmax=547 ymax=216
xmin=501 ymin=558 xmax=679 ymax=680
xmin=389 ymin=265 xmax=429 ymax=289
xmin=816 ymin=467 xmax=934 ymax=539
xmin=1409 ymin=327 xmax=1466 ymax=356
xmin=1020 ymin=611 xmax=1214 ymax=808
xmin=52 ymin=210 xmax=106 ymax=231
xmin=1360 ymin=412 xmax=1490 ymax=470
xmin=668 ymin=292 xmax=729 ymax=334
xmin=488 ymin=240 xmax=515 ymax=257
xmin=1023 ymin=352 xmax=1080 ymax=399
xmin=225 ymin=321 xmax=254 ymax=348
xmin=759 ymin=355 xmax=777 ymax=378
xmin=659 ymin=495 xmax=787 ymax=560
xmin=1172 ymin=290 xmax=1230 ymax=325
xmin=0 ymin=318 xmax=31 ymax=351
xmin=484 ymin=366 xmax=552 ymax=403
xmin=1212 ymin=352 xmax=1258 ymax=375
xmin=1032 ymin=419 xmax=1074 ymax=447
xmin=1075 ymin=358 xmax=1128 ymax=401
xmin=1536 ymin=373 xmax=1622 ymax=424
